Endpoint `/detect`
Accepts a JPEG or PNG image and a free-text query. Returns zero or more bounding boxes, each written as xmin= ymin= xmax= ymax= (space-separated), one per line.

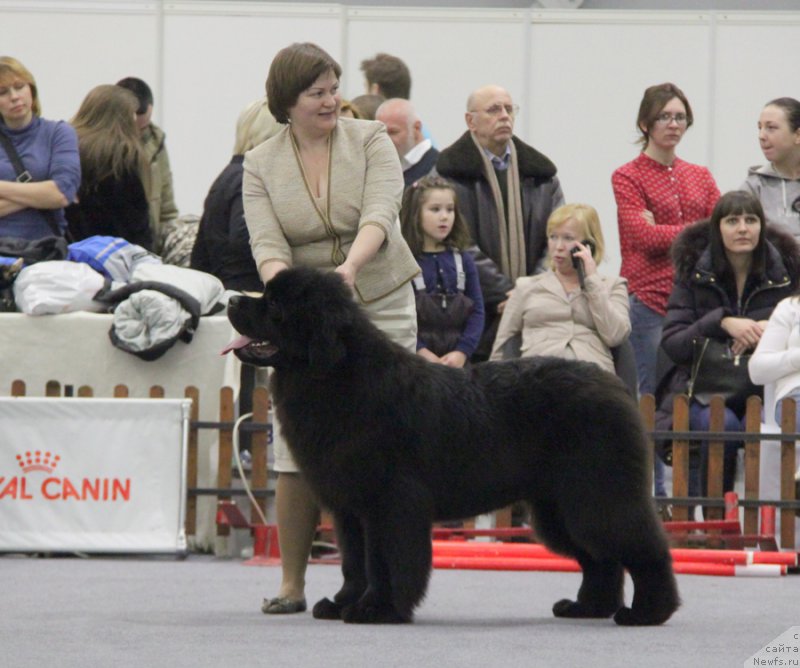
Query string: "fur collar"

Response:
xmin=436 ymin=131 xmax=557 ymax=181
xmin=671 ymin=218 xmax=800 ymax=284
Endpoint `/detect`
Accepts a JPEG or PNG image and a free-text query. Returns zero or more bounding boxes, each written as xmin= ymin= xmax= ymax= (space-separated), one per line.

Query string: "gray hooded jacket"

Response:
xmin=741 ymin=163 xmax=800 ymax=240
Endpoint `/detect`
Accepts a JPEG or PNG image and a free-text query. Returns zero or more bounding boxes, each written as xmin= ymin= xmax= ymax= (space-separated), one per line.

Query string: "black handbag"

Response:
xmin=0 ymin=130 xmax=70 ymax=312
xmin=0 ymin=235 xmax=67 ymax=265
xmin=686 ymin=337 xmax=759 ymax=414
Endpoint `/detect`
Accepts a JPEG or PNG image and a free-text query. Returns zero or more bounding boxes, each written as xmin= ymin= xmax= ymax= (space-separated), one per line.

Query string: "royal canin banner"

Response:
xmin=0 ymin=398 xmax=189 ymax=553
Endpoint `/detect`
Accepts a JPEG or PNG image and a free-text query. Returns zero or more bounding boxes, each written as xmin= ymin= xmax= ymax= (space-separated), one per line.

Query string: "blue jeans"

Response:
xmin=689 ymin=402 xmax=744 ymax=497
xmin=628 ymin=294 xmax=664 ymax=396
xmin=629 ymin=294 xmax=667 ymax=495
xmin=774 ymin=392 xmax=800 ymax=425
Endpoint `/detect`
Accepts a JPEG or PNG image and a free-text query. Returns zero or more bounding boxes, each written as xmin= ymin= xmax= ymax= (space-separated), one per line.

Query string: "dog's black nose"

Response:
xmin=228 ymin=295 xmax=241 ymax=312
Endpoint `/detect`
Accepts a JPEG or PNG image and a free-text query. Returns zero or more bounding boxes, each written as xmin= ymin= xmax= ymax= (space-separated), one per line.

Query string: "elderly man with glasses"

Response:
xmin=436 ymin=84 xmax=564 ymax=361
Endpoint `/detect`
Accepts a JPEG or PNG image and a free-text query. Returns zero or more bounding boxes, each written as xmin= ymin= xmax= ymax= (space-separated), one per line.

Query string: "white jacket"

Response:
xmin=749 ymin=296 xmax=800 ymax=412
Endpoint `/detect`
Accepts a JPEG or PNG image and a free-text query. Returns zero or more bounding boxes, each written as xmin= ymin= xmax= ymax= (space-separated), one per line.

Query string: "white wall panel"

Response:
xmin=712 ymin=13 xmax=800 ymax=193
xmin=0 ymin=3 xmax=158 ymax=125
xmin=528 ymin=12 xmax=712 ymax=271
xmin=344 ymin=7 xmax=528 ymax=150
xmin=161 ymin=2 xmax=343 ymax=220
xmin=1 ymin=1 xmax=799 ymax=274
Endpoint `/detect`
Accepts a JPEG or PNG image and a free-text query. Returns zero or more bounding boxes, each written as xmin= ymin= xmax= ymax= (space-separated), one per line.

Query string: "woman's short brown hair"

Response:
xmin=636 ymin=82 xmax=693 ymax=147
xmin=266 ymin=43 xmax=342 ymax=124
xmin=0 ymin=56 xmax=41 ymax=117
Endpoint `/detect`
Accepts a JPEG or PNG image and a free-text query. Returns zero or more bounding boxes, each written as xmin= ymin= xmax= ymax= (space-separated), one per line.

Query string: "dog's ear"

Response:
xmin=308 ymin=319 xmax=348 ymax=372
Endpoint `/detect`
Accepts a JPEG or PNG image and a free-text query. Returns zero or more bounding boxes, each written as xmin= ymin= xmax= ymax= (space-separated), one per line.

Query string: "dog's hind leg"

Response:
xmin=614 ymin=555 xmax=679 ymax=626
xmin=312 ymin=510 xmax=367 ymax=620
xmin=613 ymin=515 xmax=680 ymax=626
xmin=552 ymin=553 xmax=624 ymax=619
xmin=564 ymin=500 xmax=680 ymax=626
xmin=342 ymin=477 xmax=433 ymax=624
xmin=530 ymin=498 xmax=624 ymax=619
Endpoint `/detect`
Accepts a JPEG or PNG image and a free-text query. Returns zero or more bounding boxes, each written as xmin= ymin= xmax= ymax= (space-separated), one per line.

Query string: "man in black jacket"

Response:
xmin=436 ymin=84 xmax=565 ymax=359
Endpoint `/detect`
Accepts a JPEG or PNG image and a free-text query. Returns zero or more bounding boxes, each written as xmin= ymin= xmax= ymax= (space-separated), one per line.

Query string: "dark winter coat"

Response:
xmin=190 ymin=155 xmax=261 ymax=292
xmin=65 ymin=168 xmax=152 ymax=251
xmin=435 ymin=131 xmax=564 ymax=359
xmin=435 ymin=131 xmax=564 ymax=279
xmin=655 ymin=219 xmax=800 ymax=429
xmin=403 ymin=146 xmax=439 ymax=188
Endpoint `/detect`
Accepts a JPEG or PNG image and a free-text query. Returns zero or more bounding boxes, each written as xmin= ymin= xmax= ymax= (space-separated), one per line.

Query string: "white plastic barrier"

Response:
xmin=0 ymin=397 xmax=190 ymax=553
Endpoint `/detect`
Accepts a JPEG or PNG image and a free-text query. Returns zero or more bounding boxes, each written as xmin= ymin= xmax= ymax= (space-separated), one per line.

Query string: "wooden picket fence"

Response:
xmin=642 ymin=392 xmax=798 ymax=549
xmin=6 ymin=380 xmax=799 ymax=550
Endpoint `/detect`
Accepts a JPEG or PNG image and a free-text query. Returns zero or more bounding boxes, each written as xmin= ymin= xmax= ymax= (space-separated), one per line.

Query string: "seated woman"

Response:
xmin=750 ymin=292 xmax=800 ymax=424
xmin=0 ymin=56 xmax=80 ymax=240
xmin=659 ymin=191 xmax=800 ymax=497
xmin=490 ymin=203 xmax=630 ymax=374
xmin=66 ymin=85 xmax=152 ymax=250
xmin=749 ymin=290 xmax=800 ymax=539
xmin=190 ymin=97 xmax=280 ymax=292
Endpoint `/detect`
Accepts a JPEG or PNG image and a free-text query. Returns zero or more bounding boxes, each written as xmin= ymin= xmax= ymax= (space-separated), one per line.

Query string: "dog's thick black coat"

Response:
xmin=227 ymin=267 xmax=679 ymax=626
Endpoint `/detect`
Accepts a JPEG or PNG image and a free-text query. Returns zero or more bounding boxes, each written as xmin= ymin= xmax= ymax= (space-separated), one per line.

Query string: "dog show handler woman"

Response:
xmin=242 ymin=42 xmax=419 ymax=616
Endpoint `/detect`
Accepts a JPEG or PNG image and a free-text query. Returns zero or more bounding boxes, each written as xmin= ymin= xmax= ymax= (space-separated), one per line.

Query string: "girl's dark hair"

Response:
xmin=400 ymin=175 xmax=471 ymax=256
xmin=636 ymin=82 xmax=693 ymax=147
xmin=266 ymin=42 xmax=342 ymax=124
xmin=707 ymin=190 xmax=767 ymax=279
xmin=765 ymin=97 xmax=800 ymax=133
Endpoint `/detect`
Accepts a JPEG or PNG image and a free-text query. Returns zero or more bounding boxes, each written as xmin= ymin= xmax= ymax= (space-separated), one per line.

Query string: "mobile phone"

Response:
xmin=570 ymin=239 xmax=595 ymax=268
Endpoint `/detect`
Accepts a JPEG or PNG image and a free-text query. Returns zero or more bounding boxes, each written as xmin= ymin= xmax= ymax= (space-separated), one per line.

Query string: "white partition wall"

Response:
xmin=1 ymin=3 xmax=160 ymax=126
xmin=712 ymin=13 xmax=800 ymax=194
xmin=345 ymin=7 xmax=529 ymax=147
xmin=527 ymin=11 xmax=716 ymax=271
xmin=2 ymin=1 xmax=799 ymax=274
xmin=162 ymin=2 xmax=345 ymax=220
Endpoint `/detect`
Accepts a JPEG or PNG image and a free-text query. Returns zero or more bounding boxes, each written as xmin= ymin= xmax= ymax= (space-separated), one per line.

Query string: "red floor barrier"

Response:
xmin=432 ymin=554 xmax=786 ymax=577
xmin=431 ymin=540 xmax=796 ymax=566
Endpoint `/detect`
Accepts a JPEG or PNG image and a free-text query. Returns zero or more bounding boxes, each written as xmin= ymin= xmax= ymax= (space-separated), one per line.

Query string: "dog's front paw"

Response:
xmin=341 ymin=598 xmax=410 ymax=624
xmin=552 ymin=598 xmax=617 ymax=619
xmin=312 ymin=597 xmax=343 ymax=620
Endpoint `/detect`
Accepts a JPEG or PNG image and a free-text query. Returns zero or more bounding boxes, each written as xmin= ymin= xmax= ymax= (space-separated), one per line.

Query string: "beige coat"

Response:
xmin=490 ymin=271 xmax=631 ymax=372
xmin=242 ymin=118 xmax=418 ymax=303
xmin=142 ymin=123 xmax=178 ymax=248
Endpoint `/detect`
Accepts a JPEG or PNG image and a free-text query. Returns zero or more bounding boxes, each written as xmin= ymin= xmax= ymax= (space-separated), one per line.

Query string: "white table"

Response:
xmin=0 ymin=311 xmax=240 ymax=551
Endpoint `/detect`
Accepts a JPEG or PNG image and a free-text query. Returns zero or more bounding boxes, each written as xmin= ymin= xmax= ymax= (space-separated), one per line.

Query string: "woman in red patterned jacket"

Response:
xmin=612 ymin=82 xmax=720 ymax=496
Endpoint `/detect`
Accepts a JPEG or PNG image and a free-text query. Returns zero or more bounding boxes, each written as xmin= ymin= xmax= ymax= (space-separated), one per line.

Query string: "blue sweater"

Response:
xmin=415 ymin=249 xmax=485 ymax=357
xmin=0 ymin=116 xmax=81 ymax=239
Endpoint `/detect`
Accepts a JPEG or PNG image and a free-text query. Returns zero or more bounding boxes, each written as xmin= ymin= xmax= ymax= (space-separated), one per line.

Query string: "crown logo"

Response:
xmin=16 ymin=450 xmax=60 ymax=474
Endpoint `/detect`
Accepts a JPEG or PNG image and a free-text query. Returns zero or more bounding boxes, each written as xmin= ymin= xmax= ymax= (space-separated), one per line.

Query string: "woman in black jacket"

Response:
xmin=657 ymin=191 xmax=800 ymax=498
xmin=190 ymin=97 xmax=279 ymax=291
xmin=66 ymin=85 xmax=152 ymax=249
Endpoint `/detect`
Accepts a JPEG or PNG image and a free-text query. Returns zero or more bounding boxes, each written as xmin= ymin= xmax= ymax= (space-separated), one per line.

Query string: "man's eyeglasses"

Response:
xmin=471 ymin=104 xmax=519 ymax=118
xmin=654 ymin=112 xmax=688 ymax=126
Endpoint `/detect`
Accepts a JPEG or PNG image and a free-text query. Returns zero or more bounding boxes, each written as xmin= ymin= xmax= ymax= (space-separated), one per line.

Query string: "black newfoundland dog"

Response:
xmin=226 ymin=267 xmax=679 ymax=626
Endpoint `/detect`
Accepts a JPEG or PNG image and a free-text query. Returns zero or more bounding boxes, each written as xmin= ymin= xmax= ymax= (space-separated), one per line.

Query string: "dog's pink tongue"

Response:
xmin=220 ymin=334 xmax=254 ymax=355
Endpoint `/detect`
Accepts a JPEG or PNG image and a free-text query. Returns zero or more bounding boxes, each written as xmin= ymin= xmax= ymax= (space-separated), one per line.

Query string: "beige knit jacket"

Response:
xmin=242 ymin=118 xmax=418 ymax=303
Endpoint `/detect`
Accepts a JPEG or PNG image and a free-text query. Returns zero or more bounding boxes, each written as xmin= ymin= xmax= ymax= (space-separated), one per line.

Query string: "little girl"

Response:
xmin=400 ymin=175 xmax=485 ymax=367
